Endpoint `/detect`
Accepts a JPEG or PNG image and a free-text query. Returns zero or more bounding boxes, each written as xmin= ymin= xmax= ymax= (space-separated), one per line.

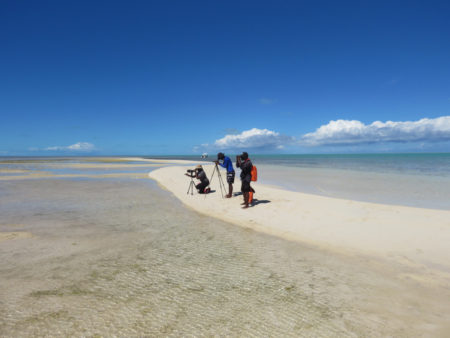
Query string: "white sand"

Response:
xmin=149 ymin=164 xmax=450 ymax=284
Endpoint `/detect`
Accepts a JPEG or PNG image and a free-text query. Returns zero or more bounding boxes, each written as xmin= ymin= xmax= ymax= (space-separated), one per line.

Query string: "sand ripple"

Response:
xmin=0 ymin=232 xmax=33 ymax=242
xmin=1 ymin=175 xmax=449 ymax=336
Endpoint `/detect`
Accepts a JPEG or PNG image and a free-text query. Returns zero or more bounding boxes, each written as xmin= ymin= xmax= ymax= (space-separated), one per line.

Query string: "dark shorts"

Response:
xmin=227 ymin=171 xmax=235 ymax=184
xmin=196 ymin=181 xmax=208 ymax=193
xmin=241 ymin=180 xmax=251 ymax=193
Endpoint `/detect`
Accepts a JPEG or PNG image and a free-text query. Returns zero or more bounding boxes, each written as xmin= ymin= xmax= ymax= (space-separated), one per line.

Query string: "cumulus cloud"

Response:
xmin=300 ymin=116 xmax=450 ymax=146
xmin=214 ymin=128 xmax=293 ymax=150
xmin=45 ymin=142 xmax=95 ymax=152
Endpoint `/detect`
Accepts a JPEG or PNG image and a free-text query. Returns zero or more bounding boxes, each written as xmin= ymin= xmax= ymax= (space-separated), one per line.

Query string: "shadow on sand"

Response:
xmin=251 ymin=199 xmax=271 ymax=206
xmin=233 ymin=193 xmax=271 ymax=207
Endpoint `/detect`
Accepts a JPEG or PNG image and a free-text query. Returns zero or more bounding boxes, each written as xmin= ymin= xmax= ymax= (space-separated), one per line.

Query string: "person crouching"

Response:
xmin=185 ymin=165 xmax=210 ymax=194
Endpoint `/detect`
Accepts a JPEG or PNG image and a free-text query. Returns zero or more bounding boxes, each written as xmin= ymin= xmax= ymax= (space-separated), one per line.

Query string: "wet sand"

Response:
xmin=1 ymin=157 xmax=450 ymax=336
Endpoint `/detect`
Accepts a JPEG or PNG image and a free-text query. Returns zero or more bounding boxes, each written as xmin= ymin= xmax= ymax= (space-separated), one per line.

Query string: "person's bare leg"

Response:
xmin=226 ymin=183 xmax=233 ymax=198
xmin=241 ymin=192 xmax=246 ymax=205
xmin=242 ymin=192 xmax=249 ymax=208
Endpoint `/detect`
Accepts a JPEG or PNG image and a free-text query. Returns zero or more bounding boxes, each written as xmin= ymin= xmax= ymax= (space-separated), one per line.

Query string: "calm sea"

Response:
xmin=148 ymin=153 xmax=450 ymax=177
xmin=2 ymin=154 xmax=449 ymax=209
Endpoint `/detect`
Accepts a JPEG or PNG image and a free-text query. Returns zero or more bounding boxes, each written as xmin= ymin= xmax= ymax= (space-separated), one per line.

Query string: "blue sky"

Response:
xmin=1 ymin=0 xmax=449 ymax=155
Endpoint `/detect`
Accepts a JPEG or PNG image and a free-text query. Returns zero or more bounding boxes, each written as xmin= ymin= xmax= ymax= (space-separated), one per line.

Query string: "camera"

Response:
xmin=186 ymin=168 xmax=199 ymax=178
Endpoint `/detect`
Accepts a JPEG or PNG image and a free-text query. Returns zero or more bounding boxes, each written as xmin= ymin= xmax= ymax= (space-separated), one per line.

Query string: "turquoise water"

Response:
xmin=148 ymin=153 xmax=450 ymax=178
xmin=2 ymin=154 xmax=449 ymax=209
xmin=4 ymin=153 xmax=448 ymax=177
xmin=251 ymin=153 xmax=450 ymax=177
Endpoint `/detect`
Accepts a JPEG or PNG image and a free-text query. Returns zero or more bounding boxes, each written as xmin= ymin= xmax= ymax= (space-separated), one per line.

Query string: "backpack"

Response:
xmin=251 ymin=165 xmax=257 ymax=181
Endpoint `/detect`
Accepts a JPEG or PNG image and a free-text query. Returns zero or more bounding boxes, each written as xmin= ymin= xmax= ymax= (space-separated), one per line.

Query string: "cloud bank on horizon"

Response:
xmin=301 ymin=116 xmax=450 ymax=146
xmin=206 ymin=116 xmax=450 ymax=151
xmin=42 ymin=142 xmax=95 ymax=152
xmin=214 ymin=128 xmax=294 ymax=150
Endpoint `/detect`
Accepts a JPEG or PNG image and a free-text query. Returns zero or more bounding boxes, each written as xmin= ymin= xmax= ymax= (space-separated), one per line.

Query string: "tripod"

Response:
xmin=209 ymin=163 xmax=227 ymax=198
xmin=186 ymin=176 xmax=196 ymax=195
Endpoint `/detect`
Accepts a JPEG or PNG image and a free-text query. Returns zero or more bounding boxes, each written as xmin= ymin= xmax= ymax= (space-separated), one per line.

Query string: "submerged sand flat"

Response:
xmin=0 ymin=172 xmax=150 ymax=180
xmin=123 ymin=157 xmax=196 ymax=164
xmin=0 ymin=231 xmax=33 ymax=242
xmin=0 ymin=157 xmax=174 ymax=180
xmin=0 ymin=169 xmax=31 ymax=173
xmin=44 ymin=163 xmax=163 ymax=169
xmin=149 ymin=164 xmax=450 ymax=285
xmin=1 ymin=177 xmax=450 ymax=336
xmin=0 ymin=157 xmax=197 ymax=181
xmin=1 ymin=157 xmax=450 ymax=336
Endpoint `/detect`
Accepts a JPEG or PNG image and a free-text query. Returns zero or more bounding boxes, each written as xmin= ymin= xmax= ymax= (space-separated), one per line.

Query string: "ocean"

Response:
xmin=2 ymin=154 xmax=449 ymax=210
xmin=147 ymin=153 xmax=450 ymax=177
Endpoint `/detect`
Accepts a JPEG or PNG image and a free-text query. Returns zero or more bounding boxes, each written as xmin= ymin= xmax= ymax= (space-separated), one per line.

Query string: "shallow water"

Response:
xmin=258 ymin=164 xmax=450 ymax=210
xmin=1 ymin=159 xmax=450 ymax=336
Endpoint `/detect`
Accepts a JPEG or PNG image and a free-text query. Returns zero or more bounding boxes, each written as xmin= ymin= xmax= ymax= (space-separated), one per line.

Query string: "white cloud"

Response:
xmin=215 ymin=128 xmax=293 ymax=149
xmin=45 ymin=142 xmax=95 ymax=152
xmin=301 ymin=116 xmax=450 ymax=146
xmin=67 ymin=142 xmax=95 ymax=150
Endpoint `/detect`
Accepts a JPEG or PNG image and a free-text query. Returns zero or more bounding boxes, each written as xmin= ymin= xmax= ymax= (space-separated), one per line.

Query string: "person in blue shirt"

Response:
xmin=215 ymin=152 xmax=235 ymax=198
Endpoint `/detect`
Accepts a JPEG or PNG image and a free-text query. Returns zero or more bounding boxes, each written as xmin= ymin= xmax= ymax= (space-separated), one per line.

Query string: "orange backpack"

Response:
xmin=251 ymin=165 xmax=257 ymax=181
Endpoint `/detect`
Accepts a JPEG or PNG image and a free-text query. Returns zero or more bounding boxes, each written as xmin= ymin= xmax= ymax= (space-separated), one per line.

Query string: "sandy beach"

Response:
xmin=1 ymin=157 xmax=450 ymax=336
xmin=149 ymin=163 xmax=450 ymax=284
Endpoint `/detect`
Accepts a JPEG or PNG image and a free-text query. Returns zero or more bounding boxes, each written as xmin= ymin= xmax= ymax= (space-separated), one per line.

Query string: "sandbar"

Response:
xmin=149 ymin=164 xmax=450 ymax=285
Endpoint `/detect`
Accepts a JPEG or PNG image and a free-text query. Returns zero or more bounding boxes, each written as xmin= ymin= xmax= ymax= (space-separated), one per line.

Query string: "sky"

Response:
xmin=1 ymin=0 xmax=449 ymax=155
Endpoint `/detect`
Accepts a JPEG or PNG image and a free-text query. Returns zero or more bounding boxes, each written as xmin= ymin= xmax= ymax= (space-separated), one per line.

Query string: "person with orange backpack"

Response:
xmin=236 ymin=152 xmax=255 ymax=208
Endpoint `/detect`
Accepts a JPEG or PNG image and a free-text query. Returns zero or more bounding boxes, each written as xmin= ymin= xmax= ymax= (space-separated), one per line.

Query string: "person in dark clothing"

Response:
xmin=185 ymin=165 xmax=210 ymax=194
xmin=236 ymin=152 xmax=254 ymax=208
xmin=215 ymin=152 xmax=235 ymax=198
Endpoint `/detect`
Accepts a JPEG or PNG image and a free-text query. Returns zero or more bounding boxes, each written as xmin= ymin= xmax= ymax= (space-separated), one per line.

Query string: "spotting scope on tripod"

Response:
xmin=185 ymin=169 xmax=197 ymax=195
